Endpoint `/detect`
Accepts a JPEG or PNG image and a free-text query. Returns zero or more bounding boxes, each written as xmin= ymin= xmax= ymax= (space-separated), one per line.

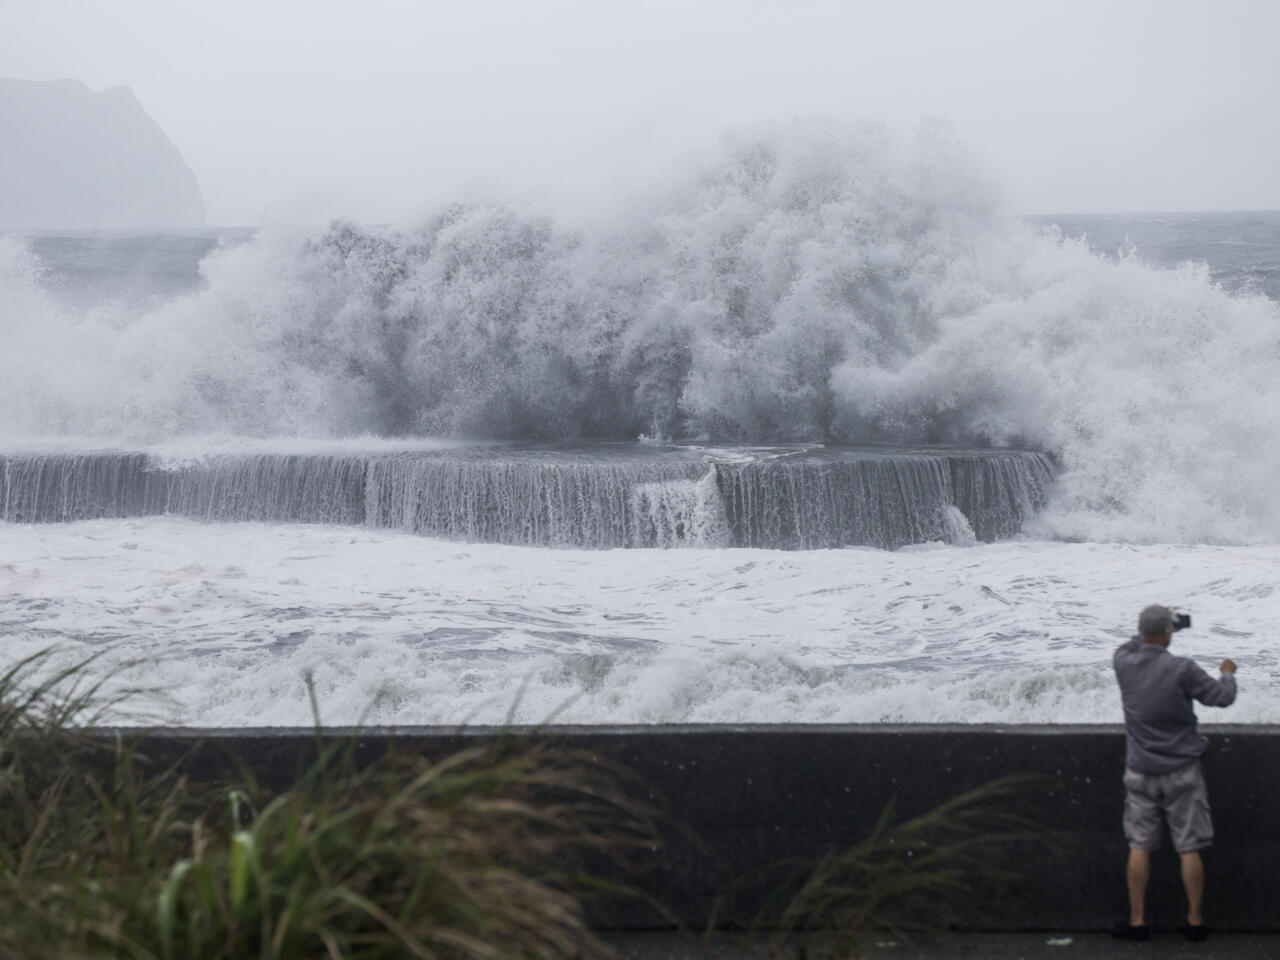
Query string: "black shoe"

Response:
xmin=1111 ymin=922 xmax=1151 ymax=941
xmin=1178 ymin=923 xmax=1209 ymax=942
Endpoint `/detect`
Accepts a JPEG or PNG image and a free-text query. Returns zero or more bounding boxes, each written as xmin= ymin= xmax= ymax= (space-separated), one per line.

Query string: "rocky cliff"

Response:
xmin=0 ymin=78 xmax=204 ymax=229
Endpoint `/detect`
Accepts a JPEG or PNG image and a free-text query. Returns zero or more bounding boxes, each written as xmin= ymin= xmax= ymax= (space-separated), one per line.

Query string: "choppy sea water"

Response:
xmin=1028 ymin=210 xmax=1280 ymax=301
xmin=2 ymin=519 xmax=1276 ymax=726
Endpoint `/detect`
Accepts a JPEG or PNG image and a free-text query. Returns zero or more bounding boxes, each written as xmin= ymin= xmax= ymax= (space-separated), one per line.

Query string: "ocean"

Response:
xmin=2 ymin=130 xmax=1278 ymax=726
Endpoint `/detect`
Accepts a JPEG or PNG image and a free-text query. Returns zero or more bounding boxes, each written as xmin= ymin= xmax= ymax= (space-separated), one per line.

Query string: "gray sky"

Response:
xmin=3 ymin=0 xmax=1277 ymax=225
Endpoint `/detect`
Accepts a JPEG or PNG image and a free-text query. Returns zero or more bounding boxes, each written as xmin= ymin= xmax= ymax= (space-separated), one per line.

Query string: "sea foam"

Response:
xmin=2 ymin=518 xmax=1274 ymax=727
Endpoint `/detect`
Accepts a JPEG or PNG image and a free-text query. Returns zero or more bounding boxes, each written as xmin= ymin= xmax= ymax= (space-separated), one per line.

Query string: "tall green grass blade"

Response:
xmin=229 ymin=830 xmax=254 ymax=914
xmin=158 ymin=859 xmax=193 ymax=960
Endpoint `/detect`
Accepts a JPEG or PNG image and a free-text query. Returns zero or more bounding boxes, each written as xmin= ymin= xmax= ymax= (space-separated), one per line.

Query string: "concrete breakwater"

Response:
xmin=99 ymin=724 xmax=1280 ymax=932
xmin=0 ymin=446 xmax=1054 ymax=549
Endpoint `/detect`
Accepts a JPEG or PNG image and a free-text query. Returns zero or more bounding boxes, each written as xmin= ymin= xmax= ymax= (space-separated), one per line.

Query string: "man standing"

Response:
xmin=1112 ymin=604 xmax=1237 ymax=942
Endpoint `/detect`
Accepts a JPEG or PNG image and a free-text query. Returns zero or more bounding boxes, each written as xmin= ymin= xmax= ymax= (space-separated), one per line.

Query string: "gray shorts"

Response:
xmin=1122 ymin=758 xmax=1213 ymax=853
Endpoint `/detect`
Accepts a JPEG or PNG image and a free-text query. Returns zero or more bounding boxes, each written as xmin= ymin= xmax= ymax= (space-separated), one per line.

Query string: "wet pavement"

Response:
xmin=603 ymin=931 xmax=1280 ymax=959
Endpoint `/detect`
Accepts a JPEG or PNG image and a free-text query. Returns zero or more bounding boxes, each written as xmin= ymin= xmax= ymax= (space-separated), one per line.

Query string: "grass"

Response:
xmin=0 ymin=649 xmax=1040 ymax=959
xmin=749 ymin=775 xmax=1043 ymax=958
xmin=0 ymin=650 xmax=659 ymax=960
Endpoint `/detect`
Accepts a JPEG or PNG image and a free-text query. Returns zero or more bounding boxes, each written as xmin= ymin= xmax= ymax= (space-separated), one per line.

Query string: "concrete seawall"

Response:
xmin=109 ymin=724 xmax=1280 ymax=933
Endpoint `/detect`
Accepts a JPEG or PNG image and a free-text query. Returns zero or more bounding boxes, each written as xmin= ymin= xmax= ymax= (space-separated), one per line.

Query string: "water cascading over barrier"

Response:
xmin=0 ymin=453 xmax=368 ymax=526
xmin=0 ymin=446 xmax=1055 ymax=549
xmin=715 ymin=450 xmax=1056 ymax=548
xmin=362 ymin=454 xmax=722 ymax=548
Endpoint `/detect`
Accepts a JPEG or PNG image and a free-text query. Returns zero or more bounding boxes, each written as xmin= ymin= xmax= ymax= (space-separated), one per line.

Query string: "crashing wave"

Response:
xmin=2 ymin=122 xmax=1278 ymax=543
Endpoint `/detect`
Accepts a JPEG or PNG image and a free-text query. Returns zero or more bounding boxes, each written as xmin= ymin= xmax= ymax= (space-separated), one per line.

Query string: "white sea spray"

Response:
xmin=4 ymin=126 xmax=1279 ymax=543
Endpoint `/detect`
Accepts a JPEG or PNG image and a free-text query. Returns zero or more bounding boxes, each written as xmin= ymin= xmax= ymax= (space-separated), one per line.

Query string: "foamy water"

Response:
xmin=2 ymin=518 xmax=1272 ymax=726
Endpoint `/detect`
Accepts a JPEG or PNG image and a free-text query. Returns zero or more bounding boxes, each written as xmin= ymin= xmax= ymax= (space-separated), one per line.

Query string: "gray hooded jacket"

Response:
xmin=1113 ymin=637 xmax=1237 ymax=774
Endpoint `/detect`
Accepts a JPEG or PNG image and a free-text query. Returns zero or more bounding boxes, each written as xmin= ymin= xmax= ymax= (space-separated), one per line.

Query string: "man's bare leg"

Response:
xmin=1127 ymin=848 xmax=1150 ymax=925
xmin=1181 ymin=851 xmax=1205 ymax=925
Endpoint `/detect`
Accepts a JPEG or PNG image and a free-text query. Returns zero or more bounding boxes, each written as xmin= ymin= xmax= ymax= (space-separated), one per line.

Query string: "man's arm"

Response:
xmin=1183 ymin=660 xmax=1237 ymax=707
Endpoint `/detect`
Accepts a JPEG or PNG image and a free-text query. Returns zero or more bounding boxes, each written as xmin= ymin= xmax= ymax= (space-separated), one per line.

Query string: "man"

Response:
xmin=1112 ymin=604 xmax=1237 ymax=942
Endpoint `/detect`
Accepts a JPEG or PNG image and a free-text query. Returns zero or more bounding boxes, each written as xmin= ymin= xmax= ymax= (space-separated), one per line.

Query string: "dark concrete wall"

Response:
xmin=106 ymin=724 xmax=1280 ymax=933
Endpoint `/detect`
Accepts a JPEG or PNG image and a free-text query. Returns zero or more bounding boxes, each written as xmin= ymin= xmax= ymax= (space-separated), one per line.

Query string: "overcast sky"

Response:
xmin=3 ymin=0 xmax=1277 ymax=225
